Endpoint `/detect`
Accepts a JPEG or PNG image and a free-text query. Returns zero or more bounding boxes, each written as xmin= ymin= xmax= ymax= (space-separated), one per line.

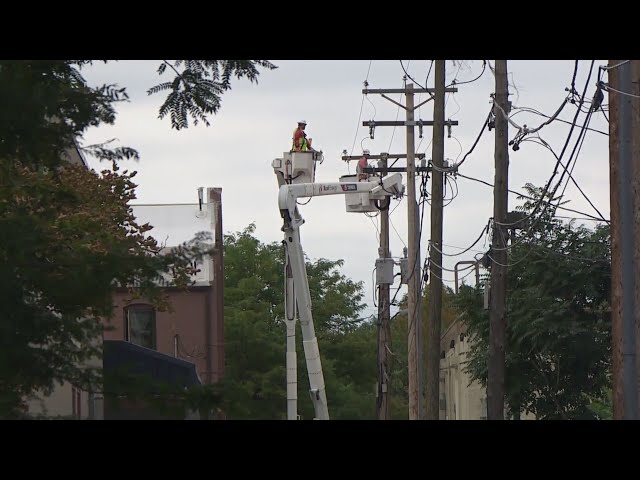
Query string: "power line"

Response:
xmin=388 ymin=194 xmax=408 ymax=248
xmin=400 ymin=60 xmax=426 ymax=90
xmin=417 ymin=60 xmax=435 ymax=126
xmin=425 ymin=60 xmax=434 ymax=88
xmin=530 ymin=243 xmax=610 ymax=264
xmin=548 ymin=102 xmax=594 ymax=208
xmin=426 ymin=256 xmax=475 ymax=273
xmin=417 ymin=62 xmax=466 ymax=153
xmin=510 ymin=106 xmax=608 ymax=136
xmin=487 ymin=237 xmax=536 ymax=267
xmin=491 ymin=100 xmax=597 ymax=249
xmin=349 ymin=61 xmax=373 ymax=156
xmin=553 ymin=111 xmax=594 ymax=216
xmin=388 ymin=63 xmax=411 ymax=152
xmin=365 ymin=211 xmax=381 ymax=238
xmin=450 ymin=60 xmax=487 ymax=86
xmin=441 ymin=242 xmax=486 ymax=254
xmin=443 ymin=174 xmax=459 ymax=206
xmin=522 ymin=135 xmax=608 ymax=223
xmin=602 ymin=82 xmax=640 ymax=99
xmin=602 ymin=60 xmax=630 ymax=71
xmin=446 ymin=108 xmax=492 ymax=171
xmin=456 ymin=172 xmax=609 ymax=222
xmin=491 ymin=60 xmax=597 ymax=239
xmin=427 ymin=263 xmax=476 ymax=285
xmin=130 ymin=202 xmax=198 ymax=207
xmin=389 ymin=217 xmax=406 ymax=249
xmin=570 ymin=60 xmax=579 ymax=96
xmin=429 ymin=222 xmax=489 ymax=257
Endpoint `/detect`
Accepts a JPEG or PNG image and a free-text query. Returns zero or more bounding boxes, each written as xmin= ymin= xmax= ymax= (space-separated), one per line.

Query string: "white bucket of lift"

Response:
xmin=339 ymin=175 xmax=377 ymax=213
xmin=286 ymin=151 xmax=316 ymax=184
xmin=273 ymin=151 xmax=324 ymax=185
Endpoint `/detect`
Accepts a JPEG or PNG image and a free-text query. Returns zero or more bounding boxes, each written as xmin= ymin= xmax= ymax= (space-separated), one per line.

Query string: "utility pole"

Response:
xmin=342 ymin=152 xmax=430 ymax=420
xmin=211 ymin=188 xmax=225 ymax=420
xmin=377 ymin=154 xmax=391 ymax=420
xmin=487 ymin=60 xmax=509 ymax=420
xmin=633 ymin=60 xmax=640 ymax=421
xmin=609 ymin=59 xmax=639 ymax=419
xmin=361 ymin=84 xmax=457 ymax=420
xmin=405 ymin=83 xmax=421 ymax=420
xmin=425 ymin=60 xmax=445 ymax=420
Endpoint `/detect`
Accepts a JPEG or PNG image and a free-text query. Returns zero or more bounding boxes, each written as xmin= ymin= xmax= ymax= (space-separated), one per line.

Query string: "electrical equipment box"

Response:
xmin=339 ymin=175 xmax=378 ymax=213
xmin=375 ymin=258 xmax=395 ymax=285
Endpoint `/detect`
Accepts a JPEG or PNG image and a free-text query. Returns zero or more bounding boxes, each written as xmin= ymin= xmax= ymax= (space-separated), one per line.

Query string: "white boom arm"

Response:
xmin=279 ymin=174 xmax=403 ymax=420
xmin=284 ymin=252 xmax=298 ymax=420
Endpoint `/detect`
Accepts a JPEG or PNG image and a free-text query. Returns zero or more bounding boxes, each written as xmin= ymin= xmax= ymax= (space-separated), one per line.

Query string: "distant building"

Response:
xmin=27 ymin=184 xmax=224 ymax=420
xmin=439 ymin=318 xmax=487 ymax=420
xmin=439 ymin=317 xmax=535 ymax=420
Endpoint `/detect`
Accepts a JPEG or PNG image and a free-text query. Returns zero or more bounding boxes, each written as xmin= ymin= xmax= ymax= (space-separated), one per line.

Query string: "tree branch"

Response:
xmin=163 ymin=60 xmax=184 ymax=81
xmin=532 ymin=353 xmax=568 ymax=419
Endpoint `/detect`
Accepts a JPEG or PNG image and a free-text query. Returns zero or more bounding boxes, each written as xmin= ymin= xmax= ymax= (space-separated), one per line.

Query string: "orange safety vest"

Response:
xmin=292 ymin=127 xmax=310 ymax=152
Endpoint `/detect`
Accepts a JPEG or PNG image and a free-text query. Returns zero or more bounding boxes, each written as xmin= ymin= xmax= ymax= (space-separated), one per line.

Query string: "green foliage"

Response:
xmin=584 ymin=388 xmax=613 ymax=420
xmin=0 ymin=61 xmax=124 ymax=169
xmin=221 ymin=224 xmax=384 ymax=419
xmin=148 ymin=60 xmax=277 ymax=130
xmin=457 ymin=184 xmax=611 ymax=420
xmin=0 ymin=60 xmax=271 ymax=418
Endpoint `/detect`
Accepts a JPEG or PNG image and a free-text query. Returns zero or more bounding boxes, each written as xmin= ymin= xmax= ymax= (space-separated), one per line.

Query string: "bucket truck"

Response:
xmin=272 ymin=151 xmax=404 ymax=420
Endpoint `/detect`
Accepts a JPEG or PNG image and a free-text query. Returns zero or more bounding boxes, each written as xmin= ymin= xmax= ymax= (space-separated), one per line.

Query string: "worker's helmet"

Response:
xmin=363 ymin=149 xmax=370 ymax=155
xmin=298 ymin=120 xmax=307 ymax=125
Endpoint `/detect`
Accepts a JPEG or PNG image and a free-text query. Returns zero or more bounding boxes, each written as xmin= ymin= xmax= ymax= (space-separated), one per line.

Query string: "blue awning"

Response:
xmin=103 ymin=340 xmax=201 ymax=388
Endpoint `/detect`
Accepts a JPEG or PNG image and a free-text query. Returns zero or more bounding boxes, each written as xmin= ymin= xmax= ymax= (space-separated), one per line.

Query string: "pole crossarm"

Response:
xmin=363 ymin=87 xmax=458 ymax=94
xmin=341 ymin=153 xmax=426 ymax=161
xmin=363 ymin=120 xmax=459 ymax=127
xmin=363 ymin=167 xmax=431 ymax=174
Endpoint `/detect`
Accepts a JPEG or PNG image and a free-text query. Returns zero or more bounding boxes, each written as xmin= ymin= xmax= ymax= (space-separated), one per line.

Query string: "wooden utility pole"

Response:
xmin=609 ymin=59 xmax=640 ymax=419
xmin=633 ymin=60 xmax=640 ymax=420
xmin=361 ymin=84 xmax=457 ymax=420
xmin=377 ymin=155 xmax=392 ymax=420
xmin=342 ymin=153 xmax=430 ymax=421
xmin=405 ymin=83 xmax=421 ymax=420
xmin=425 ymin=60 xmax=446 ymax=420
xmin=487 ymin=60 xmax=509 ymax=420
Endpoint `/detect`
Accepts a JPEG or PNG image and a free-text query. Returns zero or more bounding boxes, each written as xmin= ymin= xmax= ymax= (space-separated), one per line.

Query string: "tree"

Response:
xmin=214 ymin=226 xmax=460 ymax=420
xmin=457 ymin=184 xmax=611 ymax=419
xmin=0 ymin=60 xmax=275 ymax=418
xmin=147 ymin=60 xmax=276 ymax=130
xmin=221 ymin=224 xmax=377 ymax=419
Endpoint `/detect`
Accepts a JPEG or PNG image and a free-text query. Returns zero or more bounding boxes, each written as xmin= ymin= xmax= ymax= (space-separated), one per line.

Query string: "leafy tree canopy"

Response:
xmin=0 ymin=60 xmax=274 ymax=418
xmin=457 ymin=184 xmax=611 ymax=420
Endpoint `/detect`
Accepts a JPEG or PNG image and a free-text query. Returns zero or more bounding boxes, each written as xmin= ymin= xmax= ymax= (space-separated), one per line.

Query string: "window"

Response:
xmin=125 ymin=305 xmax=156 ymax=349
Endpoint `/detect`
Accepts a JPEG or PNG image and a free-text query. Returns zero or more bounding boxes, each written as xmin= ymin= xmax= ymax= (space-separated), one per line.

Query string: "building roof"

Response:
xmin=63 ymin=138 xmax=89 ymax=169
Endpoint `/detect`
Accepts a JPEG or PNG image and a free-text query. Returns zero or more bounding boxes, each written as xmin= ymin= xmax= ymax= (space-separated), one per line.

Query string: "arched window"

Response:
xmin=124 ymin=304 xmax=156 ymax=350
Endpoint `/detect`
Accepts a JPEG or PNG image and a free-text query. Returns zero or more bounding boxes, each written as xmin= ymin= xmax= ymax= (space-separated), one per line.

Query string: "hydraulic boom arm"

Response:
xmin=279 ymin=174 xmax=403 ymax=420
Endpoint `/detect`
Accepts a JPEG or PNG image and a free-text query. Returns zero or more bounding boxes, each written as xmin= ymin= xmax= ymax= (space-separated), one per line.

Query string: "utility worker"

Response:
xmin=357 ymin=149 xmax=370 ymax=181
xmin=292 ymin=120 xmax=313 ymax=152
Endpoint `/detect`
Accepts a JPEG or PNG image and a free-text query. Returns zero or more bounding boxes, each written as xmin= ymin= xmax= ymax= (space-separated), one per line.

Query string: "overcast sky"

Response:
xmin=80 ymin=60 xmax=610 ymax=319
